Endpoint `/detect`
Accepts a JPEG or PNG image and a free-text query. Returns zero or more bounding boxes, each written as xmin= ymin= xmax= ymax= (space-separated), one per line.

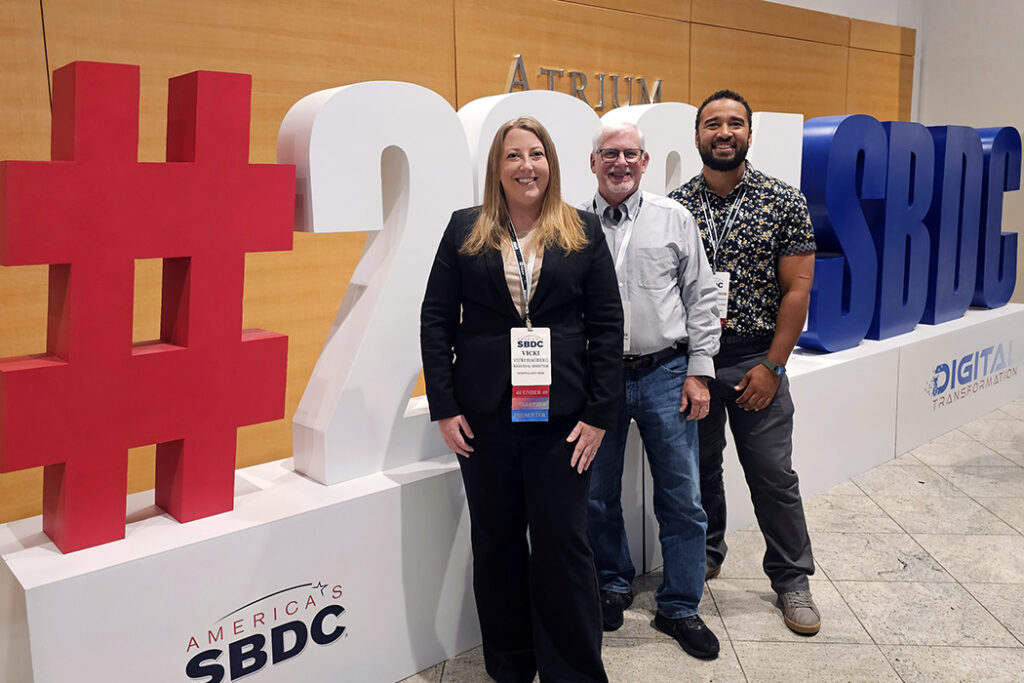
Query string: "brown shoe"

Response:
xmin=705 ymin=564 xmax=721 ymax=580
xmin=778 ymin=589 xmax=821 ymax=635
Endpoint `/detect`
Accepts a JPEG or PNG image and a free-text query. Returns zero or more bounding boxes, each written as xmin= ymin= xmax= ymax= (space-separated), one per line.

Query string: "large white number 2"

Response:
xmin=278 ymin=82 xmax=474 ymax=484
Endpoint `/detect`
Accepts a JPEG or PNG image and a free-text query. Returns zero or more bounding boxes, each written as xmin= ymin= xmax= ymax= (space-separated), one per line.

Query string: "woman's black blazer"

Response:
xmin=420 ymin=207 xmax=623 ymax=429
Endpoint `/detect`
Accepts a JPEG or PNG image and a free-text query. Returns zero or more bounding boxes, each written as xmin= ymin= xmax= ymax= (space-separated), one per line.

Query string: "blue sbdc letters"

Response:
xmin=800 ymin=115 xmax=1020 ymax=352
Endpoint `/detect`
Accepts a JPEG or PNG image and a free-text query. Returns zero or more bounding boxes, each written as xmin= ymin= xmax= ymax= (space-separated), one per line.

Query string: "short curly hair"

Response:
xmin=695 ymin=89 xmax=753 ymax=131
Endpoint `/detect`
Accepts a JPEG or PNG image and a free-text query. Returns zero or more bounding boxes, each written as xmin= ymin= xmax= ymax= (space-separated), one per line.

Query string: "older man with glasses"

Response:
xmin=583 ymin=121 xmax=721 ymax=659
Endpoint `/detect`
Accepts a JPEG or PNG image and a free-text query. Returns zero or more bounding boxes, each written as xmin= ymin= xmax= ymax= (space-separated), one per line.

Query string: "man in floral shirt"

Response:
xmin=669 ymin=89 xmax=820 ymax=635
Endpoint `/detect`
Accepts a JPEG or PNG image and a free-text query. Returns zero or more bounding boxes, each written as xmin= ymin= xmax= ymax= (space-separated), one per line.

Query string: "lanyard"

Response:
xmin=506 ymin=219 xmax=536 ymax=330
xmin=594 ymin=194 xmax=644 ymax=278
xmin=700 ymin=187 xmax=746 ymax=270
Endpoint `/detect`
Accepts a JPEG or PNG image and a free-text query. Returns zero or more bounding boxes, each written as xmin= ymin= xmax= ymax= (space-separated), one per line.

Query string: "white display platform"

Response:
xmin=0 ymin=456 xmax=478 ymax=683
xmin=2 ymin=305 xmax=1021 ymax=683
xmin=642 ymin=304 xmax=1024 ymax=572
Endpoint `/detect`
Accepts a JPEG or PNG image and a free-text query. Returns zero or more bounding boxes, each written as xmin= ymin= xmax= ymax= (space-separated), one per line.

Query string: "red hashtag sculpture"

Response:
xmin=0 ymin=62 xmax=293 ymax=553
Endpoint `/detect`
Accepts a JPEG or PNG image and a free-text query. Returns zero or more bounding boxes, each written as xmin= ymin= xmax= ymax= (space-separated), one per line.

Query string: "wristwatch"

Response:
xmin=760 ymin=357 xmax=786 ymax=376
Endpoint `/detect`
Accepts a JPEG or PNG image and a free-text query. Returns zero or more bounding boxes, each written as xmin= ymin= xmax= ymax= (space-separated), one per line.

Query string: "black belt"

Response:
xmin=719 ymin=333 xmax=772 ymax=349
xmin=622 ymin=345 xmax=685 ymax=369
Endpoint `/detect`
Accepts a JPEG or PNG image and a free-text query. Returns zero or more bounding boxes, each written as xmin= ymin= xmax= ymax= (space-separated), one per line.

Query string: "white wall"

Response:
xmin=914 ymin=0 xmax=1024 ymax=304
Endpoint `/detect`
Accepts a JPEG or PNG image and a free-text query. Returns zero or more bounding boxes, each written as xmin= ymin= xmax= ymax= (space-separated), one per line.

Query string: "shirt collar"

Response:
xmin=593 ymin=189 xmax=643 ymax=227
xmin=699 ymin=162 xmax=754 ymax=200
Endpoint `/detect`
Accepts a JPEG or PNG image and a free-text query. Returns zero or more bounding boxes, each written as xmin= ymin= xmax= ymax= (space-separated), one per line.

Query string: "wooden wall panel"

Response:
xmin=898 ymin=27 xmax=916 ymax=57
xmin=42 ymin=0 xmax=457 ymax=163
xmin=899 ymin=54 xmax=914 ymax=121
xmin=690 ymin=24 xmax=848 ymax=119
xmin=850 ymin=18 xmax=916 ymax=56
xmin=0 ymin=0 xmax=51 ymax=161
xmin=455 ymin=0 xmax=689 ymax=108
xmin=0 ymin=1 xmax=51 ymax=523
xmin=846 ymin=48 xmax=902 ymax=121
xmin=559 ymin=0 xmax=690 ymax=22
xmin=691 ymin=0 xmax=849 ymax=46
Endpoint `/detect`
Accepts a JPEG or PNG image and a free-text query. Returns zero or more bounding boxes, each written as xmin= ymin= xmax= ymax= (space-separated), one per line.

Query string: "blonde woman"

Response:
xmin=421 ymin=117 xmax=622 ymax=682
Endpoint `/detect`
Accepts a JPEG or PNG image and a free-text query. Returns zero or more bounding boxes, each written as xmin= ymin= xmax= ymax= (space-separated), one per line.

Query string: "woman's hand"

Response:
xmin=438 ymin=415 xmax=475 ymax=457
xmin=566 ymin=421 xmax=606 ymax=473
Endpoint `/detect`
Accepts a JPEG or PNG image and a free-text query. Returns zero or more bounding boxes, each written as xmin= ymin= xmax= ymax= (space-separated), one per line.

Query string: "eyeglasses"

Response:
xmin=597 ymin=148 xmax=643 ymax=162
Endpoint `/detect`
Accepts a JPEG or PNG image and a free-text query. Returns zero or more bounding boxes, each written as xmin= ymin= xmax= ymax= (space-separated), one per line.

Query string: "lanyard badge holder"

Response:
xmin=700 ymin=188 xmax=745 ymax=324
xmin=507 ymin=221 xmax=551 ymax=422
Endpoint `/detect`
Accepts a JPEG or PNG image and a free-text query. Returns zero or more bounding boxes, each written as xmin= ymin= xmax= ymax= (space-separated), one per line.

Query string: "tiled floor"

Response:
xmin=402 ymin=399 xmax=1024 ymax=682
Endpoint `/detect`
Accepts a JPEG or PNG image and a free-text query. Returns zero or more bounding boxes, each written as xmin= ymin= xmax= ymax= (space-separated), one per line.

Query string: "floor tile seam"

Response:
xmin=816 ymin=575 xmax=957 ymax=583
xmin=878 ymin=642 xmax=1024 ymax=650
xmin=703 ymin=580 xmax=749 ymax=682
xmin=847 ymin=480 xmax=959 ymax=567
xmin=928 ymin=452 xmax=1024 ymax=471
xmin=829 ymin=578 xmax=978 ymax=586
xmin=898 ymin=454 xmax=1024 ymax=514
xmin=810 ymin=529 xmax=910 ymax=534
xmin=874 ymin=644 xmax=911 ymax=683
xmin=992 ymin=408 xmax=1023 ymax=421
xmin=859 ymin=637 xmax=1023 ymax=648
xmin=810 ymin=541 xmax=961 ymax=584
xmin=848 ymin=479 xmax=911 ymax=537
xmin=814 ymin=562 xmax=888 ymax=655
xmin=932 ymin=463 xmax=1024 ymax=475
xmin=970 ymin=496 xmax=1024 ymax=534
xmin=732 ymin=635 xmax=905 ymax=680
xmin=727 ymin=635 xmax=874 ymax=645
xmin=959 ymin=582 xmax=1024 ymax=649
xmin=602 ymin=632 xmax=664 ymax=641
xmin=910 ymin=530 xmax=1024 ymax=539
xmin=832 ymin=574 xmax=1022 ymax=647
xmin=910 ymin=458 xmax=1024 ymax=535
xmin=914 ymin=455 xmax=1021 ymax=468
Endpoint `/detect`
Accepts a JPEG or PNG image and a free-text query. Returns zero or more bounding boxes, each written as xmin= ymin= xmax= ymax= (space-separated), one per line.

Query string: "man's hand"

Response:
xmin=735 ymin=363 xmax=781 ymax=411
xmin=567 ymin=421 xmax=606 ymax=473
xmin=680 ymin=375 xmax=710 ymax=420
xmin=438 ymin=415 xmax=474 ymax=457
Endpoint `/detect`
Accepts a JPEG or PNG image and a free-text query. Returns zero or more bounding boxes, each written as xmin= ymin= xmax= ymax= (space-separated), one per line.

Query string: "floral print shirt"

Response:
xmin=669 ymin=164 xmax=816 ymax=338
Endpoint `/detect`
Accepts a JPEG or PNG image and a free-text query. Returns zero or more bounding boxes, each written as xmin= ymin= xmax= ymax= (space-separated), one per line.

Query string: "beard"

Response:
xmin=699 ymin=138 xmax=749 ymax=172
xmin=602 ymin=173 xmax=636 ymax=197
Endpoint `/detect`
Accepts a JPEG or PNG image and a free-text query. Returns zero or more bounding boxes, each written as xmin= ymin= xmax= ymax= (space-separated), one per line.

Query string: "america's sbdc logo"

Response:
xmin=516 ymin=335 xmax=545 ymax=357
xmin=930 ymin=340 xmax=1018 ymax=409
xmin=185 ymin=580 xmax=347 ymax=682
xmin=516 ymin=335 xmax=545 ymax=349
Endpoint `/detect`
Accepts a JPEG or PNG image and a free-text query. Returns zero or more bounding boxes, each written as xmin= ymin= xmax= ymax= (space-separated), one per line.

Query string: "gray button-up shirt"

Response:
xmin=585 ymin=190 xmax=720 ymax=378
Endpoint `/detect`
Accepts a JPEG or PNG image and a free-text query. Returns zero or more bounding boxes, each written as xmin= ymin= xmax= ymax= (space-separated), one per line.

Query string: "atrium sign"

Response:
xmin=506 ymin=54 xmax=662 ymax=109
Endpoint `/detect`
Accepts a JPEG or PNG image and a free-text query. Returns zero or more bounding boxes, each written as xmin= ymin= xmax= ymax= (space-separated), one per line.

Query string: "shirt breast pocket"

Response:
xmin=637 ymin=247 xmax=677 ymax=290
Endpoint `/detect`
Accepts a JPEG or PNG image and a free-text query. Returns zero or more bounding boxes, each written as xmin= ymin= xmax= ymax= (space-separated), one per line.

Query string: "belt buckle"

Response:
xmin=622 ymin=354 xmax=646 ymax=369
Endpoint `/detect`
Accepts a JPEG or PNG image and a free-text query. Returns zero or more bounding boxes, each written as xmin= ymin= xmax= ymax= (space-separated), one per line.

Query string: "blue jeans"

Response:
xmin=587 ymin=353 xmax=708 ymax=619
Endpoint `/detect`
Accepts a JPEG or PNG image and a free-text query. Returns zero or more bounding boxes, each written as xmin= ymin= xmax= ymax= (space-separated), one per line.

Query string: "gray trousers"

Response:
xmin=698 ymin=336 xmax=814 ymax=594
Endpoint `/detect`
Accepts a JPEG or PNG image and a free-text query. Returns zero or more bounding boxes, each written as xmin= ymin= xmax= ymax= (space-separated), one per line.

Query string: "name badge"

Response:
xmin=713 ymin=271 xmax=730 ymax=322
xmin=510 ymin=327 xmax=551 ymax=422
xmin=622 ymin=300 xmax=631 ymax=353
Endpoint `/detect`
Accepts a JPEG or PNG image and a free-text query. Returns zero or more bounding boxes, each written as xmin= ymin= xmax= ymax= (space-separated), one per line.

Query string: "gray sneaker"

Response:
xmin=778 ymin=589 xmax=820 ymax=635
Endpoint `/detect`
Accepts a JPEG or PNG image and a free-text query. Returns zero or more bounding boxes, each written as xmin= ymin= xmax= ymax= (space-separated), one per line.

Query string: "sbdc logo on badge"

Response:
xmin=510 ymin=329 xmax=552 ymax=422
